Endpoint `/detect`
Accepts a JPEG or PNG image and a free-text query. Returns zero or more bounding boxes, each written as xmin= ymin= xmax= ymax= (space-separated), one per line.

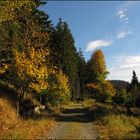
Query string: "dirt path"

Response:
xmin=46 ymin=102 xmax=99 ymax=139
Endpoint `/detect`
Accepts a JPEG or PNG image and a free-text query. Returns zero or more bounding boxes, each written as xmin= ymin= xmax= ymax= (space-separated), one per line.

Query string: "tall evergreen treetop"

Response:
xmin=77 ymin=48 xmax=87 ymax=98
xmin=50 ymin=18 xmax=78 ymax=99
xmin=131 ymin=70 xmax=138 ymax=86
xmin=130 ymin=71 xmax=139 ymax=107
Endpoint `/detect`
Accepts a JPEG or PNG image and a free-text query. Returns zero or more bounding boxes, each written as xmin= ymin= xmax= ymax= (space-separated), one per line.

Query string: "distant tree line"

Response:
xmin=111 ymin=71 xmax=140 ymax=108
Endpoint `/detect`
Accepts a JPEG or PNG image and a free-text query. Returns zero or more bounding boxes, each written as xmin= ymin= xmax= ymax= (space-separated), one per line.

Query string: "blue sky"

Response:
xmin=39 ymin=1 xmax=140 ymax=82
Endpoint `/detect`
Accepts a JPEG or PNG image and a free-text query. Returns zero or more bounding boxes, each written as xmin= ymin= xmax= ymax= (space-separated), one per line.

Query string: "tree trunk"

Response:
xmin=40 ymin=94 xmax=42 ymax=103
xmin=133 ymin=85 xmax=136 ymax=108
xmin=16 ymin=101 xmax=19 ymax=117
xmin=59 ymin=98 xmax=62 ymax=110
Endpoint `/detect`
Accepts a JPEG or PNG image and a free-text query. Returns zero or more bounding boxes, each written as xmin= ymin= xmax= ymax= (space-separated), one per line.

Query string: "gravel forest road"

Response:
xmin=46 ymin=102 xmax=99 ymax=139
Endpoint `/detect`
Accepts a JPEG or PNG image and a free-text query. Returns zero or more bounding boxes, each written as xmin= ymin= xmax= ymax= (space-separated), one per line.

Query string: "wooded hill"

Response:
xmin=110 ymin=80 xmax=129 ymax=90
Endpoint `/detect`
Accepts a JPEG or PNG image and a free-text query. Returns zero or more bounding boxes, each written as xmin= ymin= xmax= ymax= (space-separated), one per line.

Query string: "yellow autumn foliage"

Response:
xmin=101 ymin=81 xmax=116 ymax=97
xmin=43 ymin=70 xmax=70 ymax=106
xmin=0 ymin=0 xmax=35 ymax=22
xmin=0 ymin=64 xmax=8 ymax=75
xmin=87 ymin=81 xmax=116 ymax=104
xmin=87 ymin=83 xmax=100 ymax=91
xmin=55 ymin=71 xmax=70 ymax=101
xmin=12 ymin=47 xmax=49 ymax=94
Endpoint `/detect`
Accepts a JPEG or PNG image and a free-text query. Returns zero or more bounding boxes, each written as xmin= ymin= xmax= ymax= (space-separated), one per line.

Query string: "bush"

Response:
xmin=120 ymin=89 xmax=133 ymax=106
xmin=100 ymin=81 xmax=116 ymax=104
xmin=87 ymin=81 xmax=116 ymax=104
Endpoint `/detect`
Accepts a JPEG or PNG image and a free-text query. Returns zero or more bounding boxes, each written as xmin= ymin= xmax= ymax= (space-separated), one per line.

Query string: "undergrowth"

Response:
xmin=90 ymin=101 xmax=140 ymax=139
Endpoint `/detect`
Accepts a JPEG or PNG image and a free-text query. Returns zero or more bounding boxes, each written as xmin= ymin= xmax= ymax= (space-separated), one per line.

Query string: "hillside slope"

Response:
xmin=0 ymin=91 xmax=53 ymax=139
xmin=109 ymin=80 xmax=129 ymax=90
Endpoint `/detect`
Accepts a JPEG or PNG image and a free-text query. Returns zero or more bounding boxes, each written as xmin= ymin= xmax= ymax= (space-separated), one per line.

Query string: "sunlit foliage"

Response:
xmin=87 ymin=49 xmax=115 ymax=104
xmin=42 ymin=70 xmax=70 ymax=106
xmin=90 ymin=49 xmax=109 ymax=83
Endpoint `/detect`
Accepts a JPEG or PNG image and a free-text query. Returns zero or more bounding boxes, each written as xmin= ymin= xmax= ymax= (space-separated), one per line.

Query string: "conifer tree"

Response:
xmin=77 ymin=48 xmax=87 ymax=99
xmin=92 ymin=49 xmax=108 ymax=83
xmin=88 ymin=49 xmax=109 ymax=84
xmin=130 ymin=70 xmax=139 ymax=107
xmin=50 ymin=19 xmax=78 ymax=99
xmin=87 ymin=49 xmax=115 ymax=103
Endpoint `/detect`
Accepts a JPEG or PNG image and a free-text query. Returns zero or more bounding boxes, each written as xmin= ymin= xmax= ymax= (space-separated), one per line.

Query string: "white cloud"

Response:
xmin=116 ymin=9 xmax=128 ymax=23
xmin=117 ymin=31 xmax=131 ymax=39
xmin=116 ymin=6 xmax=133 ymax=39
xmin=120 ymin=63 xmax=140 ymax=69
xmin=124 ymin=8 xmax=128 ymax=11
xmin=126 ymin=56 xmax=140 ymax=63
xmin=120 ymin=14 xmax=125 ymax=19
xmin=120 ymin=56 xmax=140 ymax=68
xmin=116 ymin=10 xmax=125 ymax=16
xmin=86 ymin=40 xmax=112 ymax=52
xmin=108 ymin=55 xmax=140 ymax=82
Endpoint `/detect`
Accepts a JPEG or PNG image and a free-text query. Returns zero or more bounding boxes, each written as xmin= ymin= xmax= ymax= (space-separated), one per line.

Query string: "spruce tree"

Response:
xmin=130 ymin=70 xmax=139 ymax=107
xmin=77 ymin=48 xmax=86 ymax=99
xmin=50 ymin=18 xmax=78 ymax=99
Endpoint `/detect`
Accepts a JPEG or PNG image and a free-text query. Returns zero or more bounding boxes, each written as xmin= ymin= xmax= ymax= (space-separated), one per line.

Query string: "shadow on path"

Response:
xmin=52 ymin=105 xmax=94 ymax=123
xmin=46 ymin=103 xmax=100 ymax=139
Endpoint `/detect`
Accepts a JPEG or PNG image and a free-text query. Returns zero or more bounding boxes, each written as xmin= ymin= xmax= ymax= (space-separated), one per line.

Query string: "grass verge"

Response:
xmin=90 ymin=101 xmax=140 ymax=139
